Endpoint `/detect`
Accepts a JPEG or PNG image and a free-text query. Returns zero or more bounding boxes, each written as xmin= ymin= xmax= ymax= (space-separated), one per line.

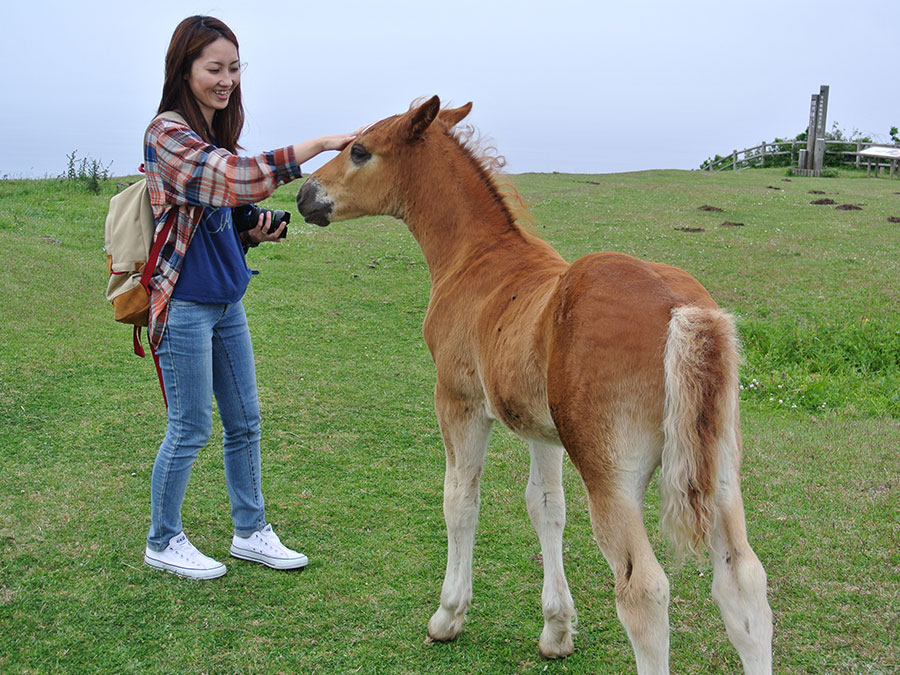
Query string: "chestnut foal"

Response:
xmin=297 ymin=97 xmax=772 ymax=674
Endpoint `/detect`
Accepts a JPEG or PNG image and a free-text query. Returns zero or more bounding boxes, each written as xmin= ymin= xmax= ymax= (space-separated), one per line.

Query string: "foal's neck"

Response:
xmin=403 ymin=140 xmax=549 ymax=284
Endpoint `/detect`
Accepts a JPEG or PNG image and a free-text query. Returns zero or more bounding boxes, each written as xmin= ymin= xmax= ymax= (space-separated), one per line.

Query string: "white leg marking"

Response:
xmin=709 ymin=496 xmax=773 ymax=674
xmin=589 ymin=427 xmax=670 ymax=674
xmin=426 ymin=396 xmax=492 ymax=643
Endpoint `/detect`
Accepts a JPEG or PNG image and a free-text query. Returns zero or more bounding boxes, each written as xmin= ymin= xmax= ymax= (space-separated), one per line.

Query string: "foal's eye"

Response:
xmin=350 ymin=143 xmax=371 ymax=165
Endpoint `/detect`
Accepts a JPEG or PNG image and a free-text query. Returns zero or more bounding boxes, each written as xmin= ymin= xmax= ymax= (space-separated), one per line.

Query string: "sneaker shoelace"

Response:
xmin=170 ymin=536 xmax=205 ymax=563
xmin=254 ymin=527 xmax=290 ymax=555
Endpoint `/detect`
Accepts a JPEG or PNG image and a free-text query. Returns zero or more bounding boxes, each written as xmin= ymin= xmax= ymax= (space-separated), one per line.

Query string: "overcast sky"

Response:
xmin=2 ymin=0 xmax=897 ymax=178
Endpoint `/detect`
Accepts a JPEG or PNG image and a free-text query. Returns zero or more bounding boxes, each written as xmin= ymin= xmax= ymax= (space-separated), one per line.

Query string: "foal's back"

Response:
xmin=547 ymin=250 xmax=719 ymax=403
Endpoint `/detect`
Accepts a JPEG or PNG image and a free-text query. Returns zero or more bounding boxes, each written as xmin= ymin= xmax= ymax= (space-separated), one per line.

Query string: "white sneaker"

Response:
xmin=230 ymin=524 xmax=308 ymax=570
xmin=144 ymin=532 xmax=227 ymax=580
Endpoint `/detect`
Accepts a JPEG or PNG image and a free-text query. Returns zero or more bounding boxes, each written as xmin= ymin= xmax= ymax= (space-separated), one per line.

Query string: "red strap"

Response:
xmin=133 ymin=325 xmax=146 ymax=358
xmin=150 ymin=341 xmax=168 ymax=408
xmin=133 ymin=209 xmax=175 ymax=408
xmin=132 ymin=327 xmax=168 ymax=407
xmin=140 ymin=211 xmax=175 ymax=296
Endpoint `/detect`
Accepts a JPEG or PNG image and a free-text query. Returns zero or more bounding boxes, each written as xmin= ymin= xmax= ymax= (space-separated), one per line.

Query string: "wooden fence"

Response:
xmin=703 ymin=139 xmax=895 ymax=172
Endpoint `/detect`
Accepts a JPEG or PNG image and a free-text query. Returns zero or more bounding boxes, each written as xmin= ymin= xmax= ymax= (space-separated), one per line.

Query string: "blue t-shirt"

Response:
xmin=172 ymin=206 xmax=252 ymax=303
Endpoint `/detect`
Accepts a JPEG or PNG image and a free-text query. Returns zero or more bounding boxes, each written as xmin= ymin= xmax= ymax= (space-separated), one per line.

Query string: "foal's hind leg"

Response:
xmin=526 ymin=442 xmax=576 ymax=658
xmin=708 ymin=476 xmax=773 ymax=674
xmin=426 ymin=389 xmax=492 ymax=644
xmin=589 ymin=487 xmax=671 ymax=675
xmin=571 ymin=429 xmax=671 ymax=675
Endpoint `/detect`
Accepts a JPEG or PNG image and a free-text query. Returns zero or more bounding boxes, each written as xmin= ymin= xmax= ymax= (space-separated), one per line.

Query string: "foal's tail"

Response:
xmin=659 ymin=305 xmax=741 ymax=557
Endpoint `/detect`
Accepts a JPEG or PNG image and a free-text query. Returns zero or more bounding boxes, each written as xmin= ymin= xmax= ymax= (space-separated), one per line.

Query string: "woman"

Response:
xmin=142 ymin=15 xmax=357 ymax=579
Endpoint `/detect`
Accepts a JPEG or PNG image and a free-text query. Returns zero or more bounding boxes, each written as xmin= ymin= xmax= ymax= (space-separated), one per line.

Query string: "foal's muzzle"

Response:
xmin=297 ymin=179 xmax=333 ymax=227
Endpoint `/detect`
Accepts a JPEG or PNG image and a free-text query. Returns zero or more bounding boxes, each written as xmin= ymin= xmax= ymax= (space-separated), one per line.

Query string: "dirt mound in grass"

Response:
xmin=836 ymin=204 xmax=862 ymax=211
xmin=810 ymin=198 xmax=836 ymax=205
xmin=698 ymin=205 xmax=723 ymax=212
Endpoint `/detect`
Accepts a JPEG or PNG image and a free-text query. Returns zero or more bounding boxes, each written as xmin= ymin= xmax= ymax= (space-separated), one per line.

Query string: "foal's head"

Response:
xmin=297 ymin=95 xmax=472 ymax=226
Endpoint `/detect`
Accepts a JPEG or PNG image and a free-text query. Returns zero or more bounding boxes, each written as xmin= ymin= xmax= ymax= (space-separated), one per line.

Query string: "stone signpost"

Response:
xmin=794 ymin=85 xmax=829 ymax=177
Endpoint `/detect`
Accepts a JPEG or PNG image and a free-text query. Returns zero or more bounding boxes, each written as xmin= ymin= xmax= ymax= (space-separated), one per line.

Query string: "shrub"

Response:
xmin=61 ymin=150 xmax=112 ymax=194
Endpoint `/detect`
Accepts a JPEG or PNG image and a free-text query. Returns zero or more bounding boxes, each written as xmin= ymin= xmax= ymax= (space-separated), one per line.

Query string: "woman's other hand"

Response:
xmin=246 ymin=210 xmax=285 ymax=244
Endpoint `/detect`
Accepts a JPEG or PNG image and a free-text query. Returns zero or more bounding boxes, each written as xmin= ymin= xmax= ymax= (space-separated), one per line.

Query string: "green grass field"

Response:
xmin=1 ymin=168 xmax=897 ymax=673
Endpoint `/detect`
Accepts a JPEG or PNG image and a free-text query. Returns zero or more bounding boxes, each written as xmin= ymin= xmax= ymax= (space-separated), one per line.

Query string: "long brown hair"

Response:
xmin=157 ymin=16 xmax=244 ymax=152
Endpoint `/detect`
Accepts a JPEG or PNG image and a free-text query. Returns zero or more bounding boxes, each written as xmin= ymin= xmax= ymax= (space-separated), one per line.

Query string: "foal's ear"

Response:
xmin=406 ymin=95 xmax=441 ymax=140
xmin=438 ymin=102 xmax=473 ymax=128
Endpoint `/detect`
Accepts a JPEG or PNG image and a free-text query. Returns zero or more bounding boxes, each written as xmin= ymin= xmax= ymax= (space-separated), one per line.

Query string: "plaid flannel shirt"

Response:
xmin=143 ymin=116 xmax=303 ymax=349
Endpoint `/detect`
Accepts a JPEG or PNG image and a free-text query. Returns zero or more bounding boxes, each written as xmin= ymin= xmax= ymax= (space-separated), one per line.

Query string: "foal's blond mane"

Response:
xmin=450 ymin=125 xmax=536 ymax=232
xmin=419 ymin=99 xmax=537 ymax=233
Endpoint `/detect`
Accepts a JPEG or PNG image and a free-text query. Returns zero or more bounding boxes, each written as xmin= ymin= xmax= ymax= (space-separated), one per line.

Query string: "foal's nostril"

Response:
xmin=296 ymin=179 xmax=333 ymax=227
xmin=296 ymin=180 xmax=315 ymax=214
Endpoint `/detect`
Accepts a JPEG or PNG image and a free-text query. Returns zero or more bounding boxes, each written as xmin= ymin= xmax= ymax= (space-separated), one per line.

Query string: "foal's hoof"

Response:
xmin=424 ymin=629 xmax=458 ymax=645
xmin=426 ymin=607 xmax=464 ymax=643
xmin=539 ymin=642 xmax=574 ymax=659
xmin=539 ymin=630 xmax=575 ymax=659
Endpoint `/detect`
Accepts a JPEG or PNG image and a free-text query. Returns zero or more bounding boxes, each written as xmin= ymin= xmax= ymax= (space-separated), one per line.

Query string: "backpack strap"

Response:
xmin=131 ymin=327 xmax=168 ymax=407
xmin=150 ymin=340 xmax=168 ymax=408
xmin=128 ymin=111 xmax=189 ymax=406
xmin=133 ymin=326 xmax=144 ymax=357
xmin=133 ymin=201 xmax=176 ymax=407
xmin=138 ymin=208 xmax=175 ymax=302
xmin=153 ymin=110 xmax=188 ymax=126
xmin=138 ymin=109 xmax=186 ymax=306
xmin=134 ymin=209 xmax=175 ymax=406
xmin=133 ymin=110 xmax=185 ymax=357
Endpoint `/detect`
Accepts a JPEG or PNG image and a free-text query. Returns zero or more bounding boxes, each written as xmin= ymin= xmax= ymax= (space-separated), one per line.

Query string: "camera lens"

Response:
xmin=232 ymin=205 xmax=289 ymax=238
xmin=232 ymin=205 xmax=259 ymax=233
xmin=269 ymin=210 xmax=289 ymax=238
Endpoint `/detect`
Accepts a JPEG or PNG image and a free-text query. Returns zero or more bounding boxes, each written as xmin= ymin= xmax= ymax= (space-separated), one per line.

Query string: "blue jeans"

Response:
xmin=147 ymin=298 xmax=266 ymax=551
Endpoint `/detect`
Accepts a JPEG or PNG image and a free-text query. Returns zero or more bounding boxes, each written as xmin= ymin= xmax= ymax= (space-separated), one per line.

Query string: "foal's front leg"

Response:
xmin=426 ymin=388 xmax=492 ymax=644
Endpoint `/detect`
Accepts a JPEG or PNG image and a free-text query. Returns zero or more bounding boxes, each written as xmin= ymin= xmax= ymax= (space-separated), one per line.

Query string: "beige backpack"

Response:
xmin=103 ymin=111 xmax=186 ymax=328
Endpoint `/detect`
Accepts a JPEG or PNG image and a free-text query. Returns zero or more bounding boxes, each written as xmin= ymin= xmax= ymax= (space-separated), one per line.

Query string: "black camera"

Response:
xmin=232 ymin=204 xmax=290 ymax=238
